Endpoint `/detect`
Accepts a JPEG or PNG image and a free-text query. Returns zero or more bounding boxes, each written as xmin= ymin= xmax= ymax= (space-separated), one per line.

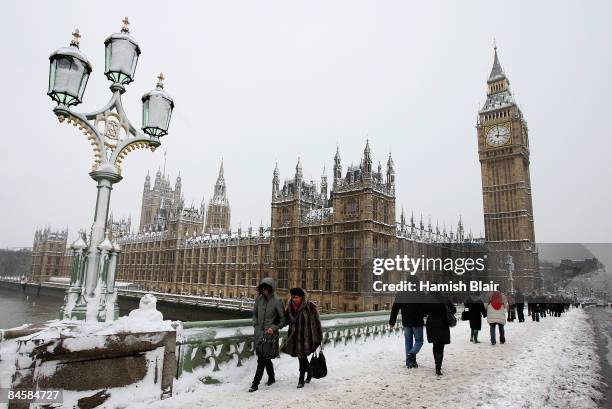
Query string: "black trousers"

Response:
xmin=298 ymin=356 xmax=310 ymax=373
xmin=516 ymin=303 xmax=525 ymax=322
xmin=432 ymin=343 xmax=445 ymax=355
xmin=252 ymin=356 xmax=274 ymax=386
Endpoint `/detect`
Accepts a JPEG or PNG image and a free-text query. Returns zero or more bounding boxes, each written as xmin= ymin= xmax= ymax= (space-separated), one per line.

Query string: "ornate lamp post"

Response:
xmin=504 ymin=254 xmax=515 ymax=295
xmin=48 ymin=18 xmax=175 ymax=321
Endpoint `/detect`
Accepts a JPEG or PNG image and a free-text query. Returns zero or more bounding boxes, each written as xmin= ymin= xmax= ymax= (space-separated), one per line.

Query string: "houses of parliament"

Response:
xmin=30 ymin=48 xmax=542 ymax=312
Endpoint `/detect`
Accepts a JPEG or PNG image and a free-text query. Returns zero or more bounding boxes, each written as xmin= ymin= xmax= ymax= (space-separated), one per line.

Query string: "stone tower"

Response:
xmin=476 ymin=46 xmax=541 ymax=292
xmin=139 ymin=169 xmax=183 ymax=232
xmin=204 ymin=161 xmax=231 ymax=234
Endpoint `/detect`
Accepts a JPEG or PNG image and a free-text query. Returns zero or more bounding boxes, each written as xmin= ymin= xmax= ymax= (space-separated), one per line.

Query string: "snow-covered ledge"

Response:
xmin=0 ymin=294 xmax=179 ymax=408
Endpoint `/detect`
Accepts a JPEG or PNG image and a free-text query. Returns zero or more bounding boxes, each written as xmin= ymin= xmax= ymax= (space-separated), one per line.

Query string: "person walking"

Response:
xmin=507 ymin=294 xmax=516 ymax=322
xmin=464 ymin=292 xmax=486 ymax=343
xmin=249 ymin=277 xmax=286 ymax=392
xmin=281 ymin=288 xmax=323 ymax=388
xmin=514 ymin=289 xmax=525 ymax=322
xmin=486 ymin=290 xmax=508 ymax=345
xmin=424 ymin=291 xmax=456 ymax=376
xmin=529 ymin=291 xmax=540 ymax=322
xmin=389 ymin=289 xmax=426 ymax=368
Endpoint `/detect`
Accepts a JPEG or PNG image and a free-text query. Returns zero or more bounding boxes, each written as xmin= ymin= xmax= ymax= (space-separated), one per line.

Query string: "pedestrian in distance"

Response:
xmin=529 ymin=291 xmax=540 ymax=322
xmin=249 ymin=277 xmax=286 ymax=392
xmin=424 ymin=291 xmax=457 ymax=376
xmin=507 ymin=294 xmax=516 ymax=322
xmin=514 ymin=289 xmax=525 ymax=322
xmin=486 ymin=290 xmax=508 ymax=345
xmin=464 ymin=292 xmax=486 ymax=343
xmin=389 ymin=289 xmax=426 ymax=368
xmin=281 ymin=287 xmax=323 ymax=388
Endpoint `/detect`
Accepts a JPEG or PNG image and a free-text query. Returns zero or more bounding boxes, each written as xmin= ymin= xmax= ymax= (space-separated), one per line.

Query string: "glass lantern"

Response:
xmin=142 ymin=74 xmax=174 ymax=137
xmin=48 ymin=31 xmax=92 ymax=106
xmin=104 ymin=19 xmax=141 ymax=86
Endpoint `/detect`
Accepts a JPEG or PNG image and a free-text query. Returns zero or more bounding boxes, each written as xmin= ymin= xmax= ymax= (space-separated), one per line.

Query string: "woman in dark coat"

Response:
xmin=424 ymin=291 xmax=456 ymax=376
xmin=281 ymin=288 xmax=323 ymax=388
xmin=464 ymin=292 xmax=486 ymax=343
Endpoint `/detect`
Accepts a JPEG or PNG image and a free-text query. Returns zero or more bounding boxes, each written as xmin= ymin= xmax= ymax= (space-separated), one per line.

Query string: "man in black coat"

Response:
xmin=464 ymin=293 xmax=486 ymax=343
xmin=389 ymin=290 xmax=426 ymax=368
xmin=514 ymin=289 xmax=525 ymax=322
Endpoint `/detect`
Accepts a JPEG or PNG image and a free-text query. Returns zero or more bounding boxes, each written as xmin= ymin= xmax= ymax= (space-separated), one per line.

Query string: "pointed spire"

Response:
xmin=295 ymin=157 xmax=303 ymax=179
xmin=218 ymin=159 xmax=224 ymax=181
xmin=488 ymin=43 xmax=506 ymax=83
xmin=334 ymin=146 xmax=341 ymax=161
xmin=273 ymin=162 xmax=279 ymax=177
xmin=364 ymin=139 xmax=371 ymax=157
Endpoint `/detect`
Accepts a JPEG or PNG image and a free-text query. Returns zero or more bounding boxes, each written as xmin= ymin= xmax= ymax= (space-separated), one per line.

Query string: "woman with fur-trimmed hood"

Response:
xmin=249 ymin=277 xmax=285 ymax=392
xmin=281 ymin=287 xmax=323 ymax=388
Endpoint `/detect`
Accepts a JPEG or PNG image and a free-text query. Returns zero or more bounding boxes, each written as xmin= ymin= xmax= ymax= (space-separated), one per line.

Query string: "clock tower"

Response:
xmin=477 ymin=46 xmax=542 ymax=293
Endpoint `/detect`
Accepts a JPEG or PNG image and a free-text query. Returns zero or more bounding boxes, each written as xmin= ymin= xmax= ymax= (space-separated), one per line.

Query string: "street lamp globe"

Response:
xmin=141 ymin=73 xmax=174 ymax=137
xmin=104 ymin=17 xmax=141 ymax=90
xmin=48 ymin=29 xmax=92 ymax=106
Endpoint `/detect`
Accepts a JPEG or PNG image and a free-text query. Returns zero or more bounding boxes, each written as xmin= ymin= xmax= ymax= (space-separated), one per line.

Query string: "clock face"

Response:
xmin=485 ymin=125 xmax=511 ymax=147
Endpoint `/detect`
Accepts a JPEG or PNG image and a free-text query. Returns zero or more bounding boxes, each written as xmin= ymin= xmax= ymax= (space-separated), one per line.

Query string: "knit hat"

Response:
xmin=289 ymin=287 xmax=305 ymax=298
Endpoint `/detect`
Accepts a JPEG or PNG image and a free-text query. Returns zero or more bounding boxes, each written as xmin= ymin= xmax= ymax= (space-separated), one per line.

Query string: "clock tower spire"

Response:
xmin=477 ymin=45 xmax=541 ymax=293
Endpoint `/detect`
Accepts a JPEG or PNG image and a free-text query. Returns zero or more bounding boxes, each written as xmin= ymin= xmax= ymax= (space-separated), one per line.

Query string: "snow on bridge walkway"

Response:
xmin=130 ymin=308 xmax=603 ymax=409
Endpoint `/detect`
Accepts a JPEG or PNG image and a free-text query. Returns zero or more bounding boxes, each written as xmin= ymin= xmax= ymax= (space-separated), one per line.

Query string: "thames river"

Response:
xmin=0 ymin=285 xmax=247 ymax=329
xmin=0 ymin=286 xmax=67 ymax=328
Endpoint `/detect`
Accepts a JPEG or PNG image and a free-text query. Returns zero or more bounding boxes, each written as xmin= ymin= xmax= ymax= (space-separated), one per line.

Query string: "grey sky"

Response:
xmin=1 ymin=0 xmax=611 ymax=248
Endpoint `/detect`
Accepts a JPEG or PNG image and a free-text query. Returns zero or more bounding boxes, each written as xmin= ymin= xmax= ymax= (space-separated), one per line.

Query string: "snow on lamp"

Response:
xmin=48 ymin=29 xmax=92 ymax=106
xmin=104 ymin=17 xmax=141 ymax=89
xmin=141 ymin=73 xmax=174 ymax=137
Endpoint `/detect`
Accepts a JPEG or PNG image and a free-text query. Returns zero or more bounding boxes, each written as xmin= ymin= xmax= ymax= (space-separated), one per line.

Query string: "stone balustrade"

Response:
xmin=175 ymin=310 xmax=399 ymax=379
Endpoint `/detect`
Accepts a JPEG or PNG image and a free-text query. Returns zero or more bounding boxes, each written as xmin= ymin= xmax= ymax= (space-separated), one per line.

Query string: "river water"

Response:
xmin=0 ymin=285 xmax=247 ymax=329
xmin=0 ymin=286 xmax=65 ymax=328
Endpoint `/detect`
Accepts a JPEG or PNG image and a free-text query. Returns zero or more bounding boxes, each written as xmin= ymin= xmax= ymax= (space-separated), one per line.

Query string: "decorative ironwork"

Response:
xmin=176 ymin=312 xmax=400 ymax=379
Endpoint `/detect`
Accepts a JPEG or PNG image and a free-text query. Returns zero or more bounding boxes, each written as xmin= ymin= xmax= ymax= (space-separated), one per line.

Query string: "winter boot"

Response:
xmin=305 ymin=368 xmax=312 ymax=383
xmin=470 ymin=330 xmax=474 ymax=342
xmin=406 ymin=353 xmax=414 ymax=368
xmin=474 ymin=331 xmax=480 ymax=343
xmin=297 ymin=371 xmax=305 ymax=388
xmin=248 ymin=384 xmax=258 ymax=392
xmin=434 ymin=353 xmax=444 ymax=376
xmin=412 ymin=353 xmax=418 ymax=368
xmin=265 ymin=378 xmax=276 ymax=386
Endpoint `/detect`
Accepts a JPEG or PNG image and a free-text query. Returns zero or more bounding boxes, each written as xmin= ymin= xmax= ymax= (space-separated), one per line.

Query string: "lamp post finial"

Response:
xmin=71 ymin=28 xmax=81 ymax=48
xmin=121 ymin=17 xmax=130 ymax=33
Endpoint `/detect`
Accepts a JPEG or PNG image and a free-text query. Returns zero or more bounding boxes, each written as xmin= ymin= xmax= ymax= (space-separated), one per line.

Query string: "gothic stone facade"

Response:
xmin=30 ymin=228 xmax=71 ymax=282
xmin=476 ymin=47 xmax=541 ymax=292
xmin=116 ymin=142 xmax=486 ymax=313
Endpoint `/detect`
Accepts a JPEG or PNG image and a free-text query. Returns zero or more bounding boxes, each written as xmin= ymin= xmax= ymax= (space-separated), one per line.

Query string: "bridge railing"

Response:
xmin=175 ymin=310 xmax=399 ymax=379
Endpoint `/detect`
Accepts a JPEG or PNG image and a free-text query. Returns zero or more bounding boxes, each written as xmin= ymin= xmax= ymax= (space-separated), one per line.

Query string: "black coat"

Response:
xmin=424 ymin=293 xmax=456 ymax=345
xmin=464 ymin=298 xmax=486 ymax=330
xmin=389 ymin=291 xmax=426 ymax=327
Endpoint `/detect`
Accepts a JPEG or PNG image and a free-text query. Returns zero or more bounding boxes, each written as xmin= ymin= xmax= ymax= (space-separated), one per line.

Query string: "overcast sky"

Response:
xmin=1 ymin=0 xmax=611 ymax=248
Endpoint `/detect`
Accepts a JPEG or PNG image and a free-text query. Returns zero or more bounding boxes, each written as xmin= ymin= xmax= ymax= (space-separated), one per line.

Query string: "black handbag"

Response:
xmin=255 ymin=332 xmax=278 ymax=359
xmin=461 ymin=310 xmax=470 ymax=321
xmin=309 ymin=347 xmax=327 ymax=379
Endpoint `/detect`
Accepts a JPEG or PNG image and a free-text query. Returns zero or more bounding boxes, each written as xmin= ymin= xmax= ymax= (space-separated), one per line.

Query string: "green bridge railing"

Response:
xmin=176 ymin=310 xmax=401 ymax=379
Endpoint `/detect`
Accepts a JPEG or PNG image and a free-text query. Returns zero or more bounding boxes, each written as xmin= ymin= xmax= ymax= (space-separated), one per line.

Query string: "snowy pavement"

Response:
xmin=127 ymin=308 xmax=604 ymax=409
